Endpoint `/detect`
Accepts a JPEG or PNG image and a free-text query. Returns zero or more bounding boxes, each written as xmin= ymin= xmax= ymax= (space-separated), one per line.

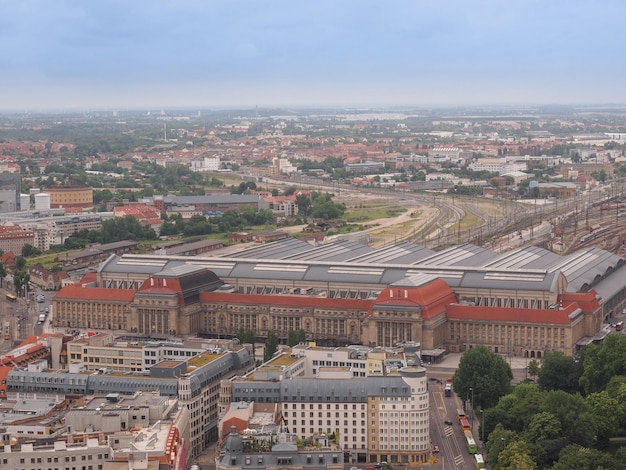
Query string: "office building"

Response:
xmin=221 ymin=344 xmax=430 ymax=465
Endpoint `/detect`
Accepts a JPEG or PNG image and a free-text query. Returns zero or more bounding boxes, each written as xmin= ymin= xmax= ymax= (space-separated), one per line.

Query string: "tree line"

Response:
xmin=453 ymin=338 xmax=626 ymax=469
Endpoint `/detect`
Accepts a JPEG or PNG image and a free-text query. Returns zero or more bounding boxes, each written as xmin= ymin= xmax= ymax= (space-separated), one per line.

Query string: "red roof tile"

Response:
xmin=200 ymin=292 xmax=373 ymax=309
xmin=447 ymin=303 xmax=578 ymax=324
xmin=372 ymin=279 xmax=457 ymax=319
xmin=54 ymin=285 xmax=136 ymax=302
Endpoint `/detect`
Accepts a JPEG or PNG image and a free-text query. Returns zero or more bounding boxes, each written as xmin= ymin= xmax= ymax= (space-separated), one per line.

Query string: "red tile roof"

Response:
xmin=372 ymin=279 xmax=457 ymax=319
xmin=77 ymin=271 xmax=98 ymax=286
xmin=559 ymin=290 xmax=602 ymax=313
xmin=199 ymin=292 xmax=373 ymax=310
xmin=54 ymin=285 xmax=136 ymax=302
xmin=447 ymin=303 xmax=578 ymax=324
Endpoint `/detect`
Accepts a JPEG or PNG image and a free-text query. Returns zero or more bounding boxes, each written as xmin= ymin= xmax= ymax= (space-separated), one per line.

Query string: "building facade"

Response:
xmin=223 ymin=346 xmax=431 ymax=465
xmin=53 ymin=241 xmax=625 ymax=358
xmin=0 ymin=225 xmax=35 ymax=254
xmin=46 ymin=187 xmax=94 ymax=210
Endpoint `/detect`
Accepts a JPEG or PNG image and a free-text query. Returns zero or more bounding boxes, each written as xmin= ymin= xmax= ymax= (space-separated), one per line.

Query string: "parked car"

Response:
xmin=433 ymin=445 xmax=440 ymax=454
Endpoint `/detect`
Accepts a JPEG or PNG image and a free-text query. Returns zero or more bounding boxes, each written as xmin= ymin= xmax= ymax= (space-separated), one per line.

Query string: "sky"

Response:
xmin=2 ymin=0 xmax=626 ymax=111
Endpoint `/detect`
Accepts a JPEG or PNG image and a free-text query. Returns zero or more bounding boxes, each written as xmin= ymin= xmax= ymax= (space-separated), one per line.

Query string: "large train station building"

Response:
xmin=53 ymin=238 xmax=626 ymax=358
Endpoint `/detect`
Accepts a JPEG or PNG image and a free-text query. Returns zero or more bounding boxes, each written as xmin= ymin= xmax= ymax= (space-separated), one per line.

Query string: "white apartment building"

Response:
xmin=203 ymin=156 xmax=221 ymax=171
xmin=0 ymin=439 xmax=111 ymax=470
xmin=226 ymin=345 xmax=431 ymax=465
xmin=468 ymin=158 xmax=526 ymax=175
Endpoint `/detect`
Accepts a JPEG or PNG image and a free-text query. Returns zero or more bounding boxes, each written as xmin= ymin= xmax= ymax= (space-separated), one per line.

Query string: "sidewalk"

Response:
xmin=430 ymin=352 xmax=528 ymax=371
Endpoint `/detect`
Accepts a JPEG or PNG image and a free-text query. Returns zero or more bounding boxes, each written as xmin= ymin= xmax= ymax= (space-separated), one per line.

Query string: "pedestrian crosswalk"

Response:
xmin=453 ymin=454 xmax=464 ymax=467
xmin=444 ymin=425 xmax=454 ymax=437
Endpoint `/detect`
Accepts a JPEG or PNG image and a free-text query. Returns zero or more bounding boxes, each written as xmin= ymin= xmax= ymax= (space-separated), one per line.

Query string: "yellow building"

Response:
xmin=46 ymin=187 xmax=94 ymax=209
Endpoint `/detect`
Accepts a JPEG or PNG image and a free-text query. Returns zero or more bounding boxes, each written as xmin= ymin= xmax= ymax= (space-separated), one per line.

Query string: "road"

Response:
xmin=0 ymin=286 xmax=56 ymax=351
xmin=422 ymin=353 xmax=529 ymax=470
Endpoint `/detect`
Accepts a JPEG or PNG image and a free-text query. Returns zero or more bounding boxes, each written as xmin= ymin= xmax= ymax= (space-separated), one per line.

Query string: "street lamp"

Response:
xmin=469 ymin=387 xmax=474 ymax=429
xmin=480 ymin=409 xmax=485 ymax=448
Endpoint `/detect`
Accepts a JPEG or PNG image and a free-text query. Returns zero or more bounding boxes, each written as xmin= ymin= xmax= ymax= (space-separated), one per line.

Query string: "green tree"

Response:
xmin=15 ymin=256 xmax=26 ymax=271
xmin=537 ymin=351 xmax=582 ymax=393
xmin=485 ymin=424 xmax=517 ymax=470
xmin=526 ymin=411 xmax=561 ymax=443
xmin=0 ymin=262 xmax=6 ymax=288
xmin=499 ymin=440 xmax=536 ymax=470
xmin=551 ymin=444 xmax=621 ymax=470
xmin=297 ymin=328 xmax=306 ymax=343
xmin=236 ymin=328 xmax=256 ymax=359
xmin=542 ymin=390 xmax=595 ymax=448
xmin=452 ymin=346 xmax=513 ymax=409
xmin=287 ymin=329 xmax=307 ymax=347
xmin=13 ymin=270 xmax=30 ymax=297
xmin=21 ymin=244 xmax=42 ymax=257
xmin=236 ymin=328 xmax=256 ymax=345
xmin=287 ymin=329 xmax=299 ymax=347
xmin=584 ymin=391 xmax=622 ymax=444
xmin=527 ymin=359 xmax=540 ymax=381
xmin=295 ymin=193 xmax=312 ymax=217
xmin=580 ymin=334 xmax=626 ymax=395
xmin=524 ymin=411 xmax=563 ymax=468
xmin=264 ymin=330 xmax=279 ymax=363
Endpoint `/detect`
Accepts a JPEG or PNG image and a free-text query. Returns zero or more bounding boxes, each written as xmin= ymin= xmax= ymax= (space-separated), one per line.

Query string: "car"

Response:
xmin=446 ymin=377 xmax=452 ymax=383
xmin=432 ymin=445 xmax=440 ymax=454
xmin=428 ymin=377 xmax=438 ymax=381
xmin=444 ymin=419 xmax=453 ymax=425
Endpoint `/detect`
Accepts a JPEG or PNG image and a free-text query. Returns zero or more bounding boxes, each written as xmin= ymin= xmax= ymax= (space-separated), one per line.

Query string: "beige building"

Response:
xmin=53 ymin=241 xmax=624 ymax=359
xmin=0 ymin=225 xmax=35 ymax=254
xmin=46 ymin=187 xmax=94 ymax=210
xmin=224 ymin=346 xmax=431 ymax=465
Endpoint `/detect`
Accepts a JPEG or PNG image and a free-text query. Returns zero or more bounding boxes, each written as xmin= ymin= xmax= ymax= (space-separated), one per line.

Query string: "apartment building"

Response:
xmin=0 ymin=211 xmax=110 ymax=250
xmin=223 ymin=345 xmax=431 ymax=465
xmin=7 ymin=344 xmax=252 ymax=459
xmin=0 ymin=225 xmax=35 ymax=254
xmin=0 ymin=439 xmax=112 ymax=470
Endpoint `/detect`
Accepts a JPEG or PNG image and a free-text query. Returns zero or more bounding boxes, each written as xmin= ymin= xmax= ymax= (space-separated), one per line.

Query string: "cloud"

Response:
xmin=1 ymin=0 xmax=626 ymax=109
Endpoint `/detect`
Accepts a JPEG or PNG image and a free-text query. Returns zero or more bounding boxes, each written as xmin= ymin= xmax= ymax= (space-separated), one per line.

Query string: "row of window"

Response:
xmin=312 ymin=360 xmax=366 ymax=368
xmin=450 ymin=322 xmax=566 ymax=336
xmin=7 ymin=453 xmax=108 ymax=464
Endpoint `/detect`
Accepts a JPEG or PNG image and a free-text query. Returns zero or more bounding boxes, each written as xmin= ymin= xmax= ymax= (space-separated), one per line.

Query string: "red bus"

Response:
xmin=460 ymin=417 xmax=471 ymax=431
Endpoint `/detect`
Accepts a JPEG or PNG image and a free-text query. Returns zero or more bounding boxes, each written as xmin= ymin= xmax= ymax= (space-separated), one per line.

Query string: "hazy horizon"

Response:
xmin=3 ymin=0 xmax=626 ymax=111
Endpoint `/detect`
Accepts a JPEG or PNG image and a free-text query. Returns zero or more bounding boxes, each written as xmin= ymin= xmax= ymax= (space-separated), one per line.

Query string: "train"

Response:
xmin=601 ymin=203 xmax=626 ymax=211
xmin=580 ymin=225 xmax=610 ymax=243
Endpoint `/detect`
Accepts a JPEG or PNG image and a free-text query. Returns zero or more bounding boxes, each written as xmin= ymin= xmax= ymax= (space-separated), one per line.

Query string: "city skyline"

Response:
xmin=2 ymin=0 xmax=626 ymax=111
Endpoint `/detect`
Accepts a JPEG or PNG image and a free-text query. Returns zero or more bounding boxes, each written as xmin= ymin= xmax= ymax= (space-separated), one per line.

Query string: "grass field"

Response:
xmin=343 ymin=202 xmax=407 ymax=222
